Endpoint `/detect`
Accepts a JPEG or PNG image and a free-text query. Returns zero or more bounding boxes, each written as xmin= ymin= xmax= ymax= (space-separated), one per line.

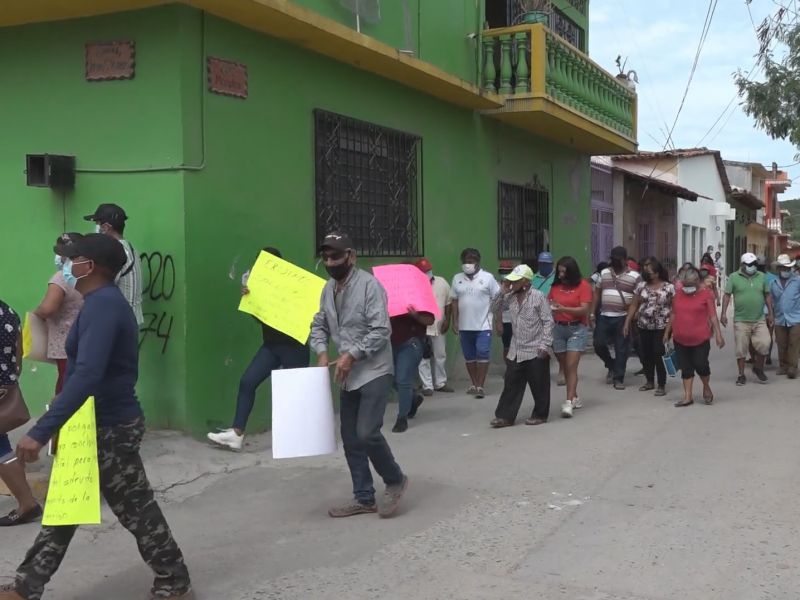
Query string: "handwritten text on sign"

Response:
xmin=238 ymin=253 xmax=327 ymax=343
xmin=42 ymin=398 xmax=101 ymax=526
xmin=372 ymin=264 xmax=441 ymax=319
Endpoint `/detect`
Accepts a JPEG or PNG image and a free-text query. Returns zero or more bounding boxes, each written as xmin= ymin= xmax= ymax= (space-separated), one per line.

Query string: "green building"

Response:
xmin=1 ymin=0 xmax=637 ymax=436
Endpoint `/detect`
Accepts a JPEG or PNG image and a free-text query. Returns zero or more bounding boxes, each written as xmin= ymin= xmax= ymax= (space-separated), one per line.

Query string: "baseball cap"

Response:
xmin=415 ymin=258 xmax=433 ymax=273
xmin=505 ymin=265 xmax=534 ymax=282
xmin=61 ymin=233 xmax=128 ymax=275
xmin=53 ymin=232 xmax=84 ymax=255
xmin=83 ymin=203 xmax=128 ymax=225
xmin=741 ymin=252 xmax=758 ymax=264
xmin=318 ymin=232 xmax=354 ymax=253
xmin=538 ymin=252 xmax=554 ymax=263
xmin=498 ymin=260 xmax=515 ymax=273
xmin=776 ymin=254 xmax=794 ymax=267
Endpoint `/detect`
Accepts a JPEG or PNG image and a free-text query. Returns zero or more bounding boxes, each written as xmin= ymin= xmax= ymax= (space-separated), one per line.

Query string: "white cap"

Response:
xmin=741 ymin=252 xmax=758 ymax=264
xmin=776 ymin=254 xmax=794 ymax=267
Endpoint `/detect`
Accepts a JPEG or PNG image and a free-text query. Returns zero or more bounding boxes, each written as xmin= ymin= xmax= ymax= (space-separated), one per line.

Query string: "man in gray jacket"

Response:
xmin=311 ymin=232 xmax=409 ymax=519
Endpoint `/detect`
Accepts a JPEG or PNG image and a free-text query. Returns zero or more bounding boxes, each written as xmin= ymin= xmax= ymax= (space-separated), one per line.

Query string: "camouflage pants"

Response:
xmin=13 ymin=417 xmax=191 ymax=600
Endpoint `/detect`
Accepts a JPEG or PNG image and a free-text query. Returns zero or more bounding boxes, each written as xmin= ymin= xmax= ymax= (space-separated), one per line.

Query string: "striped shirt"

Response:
xmin=116 ymin=239 xmax=144 ymax=325
xmin=599 ymin=267 xmax=641 ymax=317
xmin=490 ymin=287 xmax=554 ymax=362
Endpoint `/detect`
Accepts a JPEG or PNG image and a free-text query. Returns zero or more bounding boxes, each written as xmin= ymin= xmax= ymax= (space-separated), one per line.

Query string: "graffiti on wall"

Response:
xmin=138 ymin=251 xmax=175 ymax=354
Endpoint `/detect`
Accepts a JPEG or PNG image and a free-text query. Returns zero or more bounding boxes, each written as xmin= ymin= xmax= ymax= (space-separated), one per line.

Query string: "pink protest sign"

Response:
xmin=372 ymin=264 xmax=442 ymax=319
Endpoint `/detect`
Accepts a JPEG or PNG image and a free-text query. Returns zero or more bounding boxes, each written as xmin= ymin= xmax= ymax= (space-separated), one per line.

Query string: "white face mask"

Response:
xmin=683 ymin=286 xmax=697 ymax=295
xmin=462 ymin=264 xmax=476 ymax=275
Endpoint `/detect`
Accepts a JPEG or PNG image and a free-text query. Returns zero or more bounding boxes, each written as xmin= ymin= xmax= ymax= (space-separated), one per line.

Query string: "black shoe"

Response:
xmin=408 ymin=393 xmax=424 ymax=419
xmin=745 ymin=358 xmax=754 ymax=365
xmin=392 ymin=418 xmax=408 ymax=433
xmin=753 ymin=368 xmax=768 ymax=383
xmin=736 ymin=374 xmax=747 ymax=386
xmin=0 ymin=504 xmax=43 ymax=527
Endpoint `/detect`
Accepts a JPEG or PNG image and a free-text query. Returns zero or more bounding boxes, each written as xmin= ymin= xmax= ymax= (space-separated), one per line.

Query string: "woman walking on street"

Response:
xmin=624 ymin=258 xmax=675 ymax=397
xmin=548 ymin=257 xmax=591 ymax=418
xmin=664 ymin=267 xmax=725 ymax=407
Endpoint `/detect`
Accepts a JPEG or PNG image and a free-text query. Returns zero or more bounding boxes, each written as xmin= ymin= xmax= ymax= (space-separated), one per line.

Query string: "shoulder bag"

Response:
xmin=0 ymin=385 xmax=30 ymax=435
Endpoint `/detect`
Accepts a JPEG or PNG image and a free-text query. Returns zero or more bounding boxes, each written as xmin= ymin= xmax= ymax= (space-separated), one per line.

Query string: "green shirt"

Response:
xmin=725 ymin=271 xmax=769 ymax=322
xmin=531 ymin=271 xmax=555 ymax=295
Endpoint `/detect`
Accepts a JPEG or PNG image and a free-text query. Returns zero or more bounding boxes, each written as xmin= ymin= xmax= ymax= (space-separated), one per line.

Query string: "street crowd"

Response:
xmin=2 ymin=208 xmax=800 ymax=599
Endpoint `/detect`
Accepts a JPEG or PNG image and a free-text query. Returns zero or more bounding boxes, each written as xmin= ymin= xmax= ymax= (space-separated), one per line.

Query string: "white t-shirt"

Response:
xmin=428 ymin=276 xmax=452 ymax=336
xmin=450 ymin=270 xmax=501 ymax=331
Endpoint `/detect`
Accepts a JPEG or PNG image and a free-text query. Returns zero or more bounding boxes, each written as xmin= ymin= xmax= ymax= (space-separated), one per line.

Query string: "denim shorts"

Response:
xmin=460 ymin=330 xmax=492 ymax=363
xmin=552 ymin=322 xmax=588 ymax=353
xmin=0 ymin=433 xmax=12 ymax=463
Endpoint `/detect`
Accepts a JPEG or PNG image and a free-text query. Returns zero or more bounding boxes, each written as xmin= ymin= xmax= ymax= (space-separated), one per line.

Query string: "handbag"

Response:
xmin=662 ymin=341 xmax=677 ymax=377
xmin=0 ymin=384 xmax=30 ymax=435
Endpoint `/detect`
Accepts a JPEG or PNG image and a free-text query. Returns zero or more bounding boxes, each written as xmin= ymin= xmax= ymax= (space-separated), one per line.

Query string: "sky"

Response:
xmin=589 ymin=0 xmax=800 ymax=197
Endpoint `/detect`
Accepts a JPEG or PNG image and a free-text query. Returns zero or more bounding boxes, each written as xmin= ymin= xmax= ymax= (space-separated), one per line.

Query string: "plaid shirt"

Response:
xmin=490 ymin=287 xmax=554 ymax=362
xmin=116 ymin=239 xmax=143 ymax=325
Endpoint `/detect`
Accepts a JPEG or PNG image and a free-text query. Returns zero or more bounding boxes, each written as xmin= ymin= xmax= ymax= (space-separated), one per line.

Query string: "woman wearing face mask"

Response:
xmin=623 ymin=258 xmax=675 ymax=397
xmin=665 ymin=267 xmax=724 ymax=406
xmin=449 ymin=248 xmax=500 ymax=398
xmin=33 ymin=234 xmax=85 ymax=395
xmin=699 ymin=256 xmax=720 ymax=306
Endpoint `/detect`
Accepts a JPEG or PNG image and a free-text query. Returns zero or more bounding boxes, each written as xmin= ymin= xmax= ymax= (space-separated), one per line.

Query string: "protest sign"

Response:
xmin=238 ymin=253 xmax=327 ymax=343
xmin=42 ymin=398 xmax=101 ymax=526
xmin=372 ymin=264 xmax=441 ymax=318
xmin=22 ymin=312 xmax=53 ymax=363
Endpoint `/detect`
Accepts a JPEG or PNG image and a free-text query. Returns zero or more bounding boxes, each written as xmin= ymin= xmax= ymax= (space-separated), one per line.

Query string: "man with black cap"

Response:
xmin=1 ymin=234 xmax=192 ymax=600
xmin=311 ymin=232 xmax=409 ymax=519
xmin=84 ymin=203 xmax=143 ymax=325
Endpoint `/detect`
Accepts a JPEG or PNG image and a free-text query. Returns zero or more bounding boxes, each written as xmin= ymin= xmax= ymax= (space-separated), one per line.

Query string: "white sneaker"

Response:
xmin=573 ymin=397 xmax=583 ymax=409
xmin=561 ymin=401 xmax=574 ymax=418
xmin=207 ymin=429 xmax=243 ymax=451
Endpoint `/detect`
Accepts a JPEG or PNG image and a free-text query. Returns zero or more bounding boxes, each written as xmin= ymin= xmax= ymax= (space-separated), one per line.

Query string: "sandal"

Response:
xmin=674 ymin=399 xmax=694 ymax=408
xmin=639 ymin=382 xmax=655 ymax=392
xmin=490 ymin=418 xmax=514 ymax=428
xmin=703 ymin=392 xmax=714 ymax=405
xmin=654 ymin=386 xmax=666 ymax=397
xmin=524 ymin=418 xmax=547 ymax=426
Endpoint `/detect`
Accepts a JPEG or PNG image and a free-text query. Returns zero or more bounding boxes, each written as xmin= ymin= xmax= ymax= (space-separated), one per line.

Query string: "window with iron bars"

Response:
xmin=497 ymin=181 xmax=550 ymax=260
xmin=314 ymin=110 xmax=423 ymax=257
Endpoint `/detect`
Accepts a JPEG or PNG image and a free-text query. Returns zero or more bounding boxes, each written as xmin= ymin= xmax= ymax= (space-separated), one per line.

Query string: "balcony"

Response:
xmin=479 ymin=23 xmax=638 ymax=155
xmin=766 ymin=218 xmax=783 ymax=234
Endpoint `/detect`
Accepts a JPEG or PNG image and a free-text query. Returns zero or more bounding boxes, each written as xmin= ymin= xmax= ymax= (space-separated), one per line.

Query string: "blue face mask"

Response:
xmin=54 ymin=255 xmax=62 ymax=269
xmin=426 ymin=270 xmax=433 ymax=279
xmin=94 ymin=224 xmax=102 ymax=234
xmin=683 ymin=286 xmax=697 ymax=295
xmin=539 ymin=265 xmax=554 ymax=276
xmin=781 ymin=270 xmax=792 ymax=279
xmin=744 ymin=265 xmax=758 ymax=275
xmin=62 ymin=260 xmax=90 ymax=288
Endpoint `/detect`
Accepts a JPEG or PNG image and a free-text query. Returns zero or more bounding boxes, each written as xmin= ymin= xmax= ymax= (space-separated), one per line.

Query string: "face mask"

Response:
xmin=744 ymin=265 xmax=757 ymax=275
xmin=538 ymin=265 xmax=553 ymax=276
xmin=699 ymin=270 xmax=708 ymax=278
xmin=325 ymin=262 xmax=352 ymax=281
xmin=426 ymin=270 xmax=433 ymax=280
xmin=462 ymin=264 xmax=476 ymax=276
xmin=62 ymin=260 xmax=91 ymax=288
xmin=781 ymin=270 xmax=792 ymax=279
xmin=54 ymin=255 xmax=62 ymax=269
xmin=683 ymin=286 xmax=697 ymax=295
xmin=642 ymin=272 xmax=652 ymax=282
xmin=94 ymin=224 xmax=103 ymax=234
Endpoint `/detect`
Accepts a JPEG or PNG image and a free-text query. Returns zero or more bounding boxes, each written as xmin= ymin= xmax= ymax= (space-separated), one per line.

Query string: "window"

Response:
xmin=314 ymin=110 xmax=423 ymax=257
xmin=498 ymin=180 xmax=550 ymax=260
xmin=682 ymin=224 xmax=690 ymax=264
xmin=691 ymin=226 xmax=698 ymax=265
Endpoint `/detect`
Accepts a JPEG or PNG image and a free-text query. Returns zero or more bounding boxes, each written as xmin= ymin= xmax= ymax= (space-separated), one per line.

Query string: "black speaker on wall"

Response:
xmin=26 ymin=154 xmax=76 ymax=189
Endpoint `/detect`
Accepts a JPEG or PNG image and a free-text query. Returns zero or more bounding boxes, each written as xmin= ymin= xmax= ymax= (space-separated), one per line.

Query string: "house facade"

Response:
xmin=1 ymin=0 xmax=637 ymax=435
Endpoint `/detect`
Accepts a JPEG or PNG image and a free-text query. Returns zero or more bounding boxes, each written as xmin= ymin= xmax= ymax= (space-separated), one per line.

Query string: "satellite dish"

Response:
xmin=339 ymin=0 xmax=381 ymax=32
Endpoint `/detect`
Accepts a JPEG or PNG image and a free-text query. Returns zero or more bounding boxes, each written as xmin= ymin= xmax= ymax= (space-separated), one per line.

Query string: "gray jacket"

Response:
xmin=310 ymin=268 xmax=394 ymax=390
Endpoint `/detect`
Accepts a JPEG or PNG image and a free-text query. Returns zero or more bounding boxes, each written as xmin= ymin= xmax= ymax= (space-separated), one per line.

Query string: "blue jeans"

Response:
xmin=593 ymin=315 xmax=631 ymax=383
xmin=393 ymin=337 xmax=424 ymax=419
xmin=340 ymin=374 xmax=404 ymax=506
xmin=233 ymin=343 xmax=311 ymax=431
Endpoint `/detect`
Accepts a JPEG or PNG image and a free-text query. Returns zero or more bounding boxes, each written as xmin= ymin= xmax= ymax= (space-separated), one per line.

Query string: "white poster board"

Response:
xmin=24 ymin=312 xmax=54 ymax=364
xmin=271 ymin=366 xmax=337 ymax=459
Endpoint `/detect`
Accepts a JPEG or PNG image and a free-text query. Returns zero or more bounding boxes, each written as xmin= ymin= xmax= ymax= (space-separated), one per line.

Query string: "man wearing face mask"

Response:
xmin=3 ymin=234 xmax=193 ymax=600
xmin=311 ymin=232 xmax=408 ymax=519
xmin=769 ymin=254 xmax=800 ymax=378
xmin=531 ymin=252 xmax=556 ymax=295
xmin=414 ymin=258 xmax=454 ymax=396
xmin=449 ymin=248 xmax=500 ymax=398
xmin=721 ymin=252 xmax=774 ymax=385
xmin=488 ymin=265 xmax=554 ymax=428
xmin=83 ymin=203 xmax=143 ymax=325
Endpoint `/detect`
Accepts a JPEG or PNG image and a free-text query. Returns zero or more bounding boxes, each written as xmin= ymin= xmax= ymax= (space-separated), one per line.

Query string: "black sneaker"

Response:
xmin=605 ymin=371 xmax=613 ymax=384
xmin=408 ymin=393 xmax=424 ymax=419
xmin=0 ymin=504 xmax=43 ymax=527
xmin=753 ymin=368 xmax=768 ymax=383
xmin=392 ymin=418 xmax=408 ymax=433
xmin=736 ymin=374 xmax=747 ymax=386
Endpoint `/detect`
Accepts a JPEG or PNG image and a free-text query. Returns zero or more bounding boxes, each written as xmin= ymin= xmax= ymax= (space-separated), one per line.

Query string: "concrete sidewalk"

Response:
xmin=2 ymin=326 xmax=800 ymax=599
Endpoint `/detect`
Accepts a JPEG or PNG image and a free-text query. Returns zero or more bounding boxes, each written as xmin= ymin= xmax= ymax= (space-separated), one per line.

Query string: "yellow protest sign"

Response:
xmin=42 ymin=398 xmax=101 ymax=526
xmin=238 ymin=252 xmax=327 ymax=343
xmin=22 ymin=313 xmax=32 ymax=358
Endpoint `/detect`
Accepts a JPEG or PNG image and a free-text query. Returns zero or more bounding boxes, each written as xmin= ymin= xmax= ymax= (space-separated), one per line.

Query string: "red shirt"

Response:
xmin=548 ymin=280 xmax=592 ymax=325
xmin=672 ymin=287 xmax=716 ymax=346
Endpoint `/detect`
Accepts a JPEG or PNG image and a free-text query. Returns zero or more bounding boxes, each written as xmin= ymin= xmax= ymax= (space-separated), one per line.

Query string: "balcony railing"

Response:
xmin=480 ymin=23 xmax=636 ymax=141
xmin=766 ymin=218 xmax=783 ymax=234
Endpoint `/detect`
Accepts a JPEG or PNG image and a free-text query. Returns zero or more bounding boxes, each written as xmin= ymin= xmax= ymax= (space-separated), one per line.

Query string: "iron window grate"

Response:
xmin=497 ymin=180 xmax=550 ymax=260
xmin=314 ymin=109 xmax=423 ymax=257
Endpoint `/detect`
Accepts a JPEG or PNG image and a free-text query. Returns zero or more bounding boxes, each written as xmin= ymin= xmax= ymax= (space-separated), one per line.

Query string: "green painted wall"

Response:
xmin=0 ymin=6 xmax=189 ymax=427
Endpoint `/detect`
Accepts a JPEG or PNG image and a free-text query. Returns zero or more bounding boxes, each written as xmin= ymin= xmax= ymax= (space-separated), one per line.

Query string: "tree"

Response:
xmin=734 ymin=2 xmax=800 ymax=154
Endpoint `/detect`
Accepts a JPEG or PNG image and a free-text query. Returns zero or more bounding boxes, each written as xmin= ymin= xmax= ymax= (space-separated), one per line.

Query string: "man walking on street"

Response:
xmin=311 ymin=232 xmax=409 ymax=519
xmin=0 ymin=234 xmax=192 ymax=600
xmin=721 ymin=252 xmax=774 ymax=385
xmin=415 ymin=258 xmax=454 ymax=396
xmin=590 ymin=246 xmax=641 ymax=390
xmin=84 ymin=203 xmax=143 ymax=325
xmin=770 ymin=254 xmax=800 ymax=378
xmin=488 ymin=265 xmax=554 ymax=428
